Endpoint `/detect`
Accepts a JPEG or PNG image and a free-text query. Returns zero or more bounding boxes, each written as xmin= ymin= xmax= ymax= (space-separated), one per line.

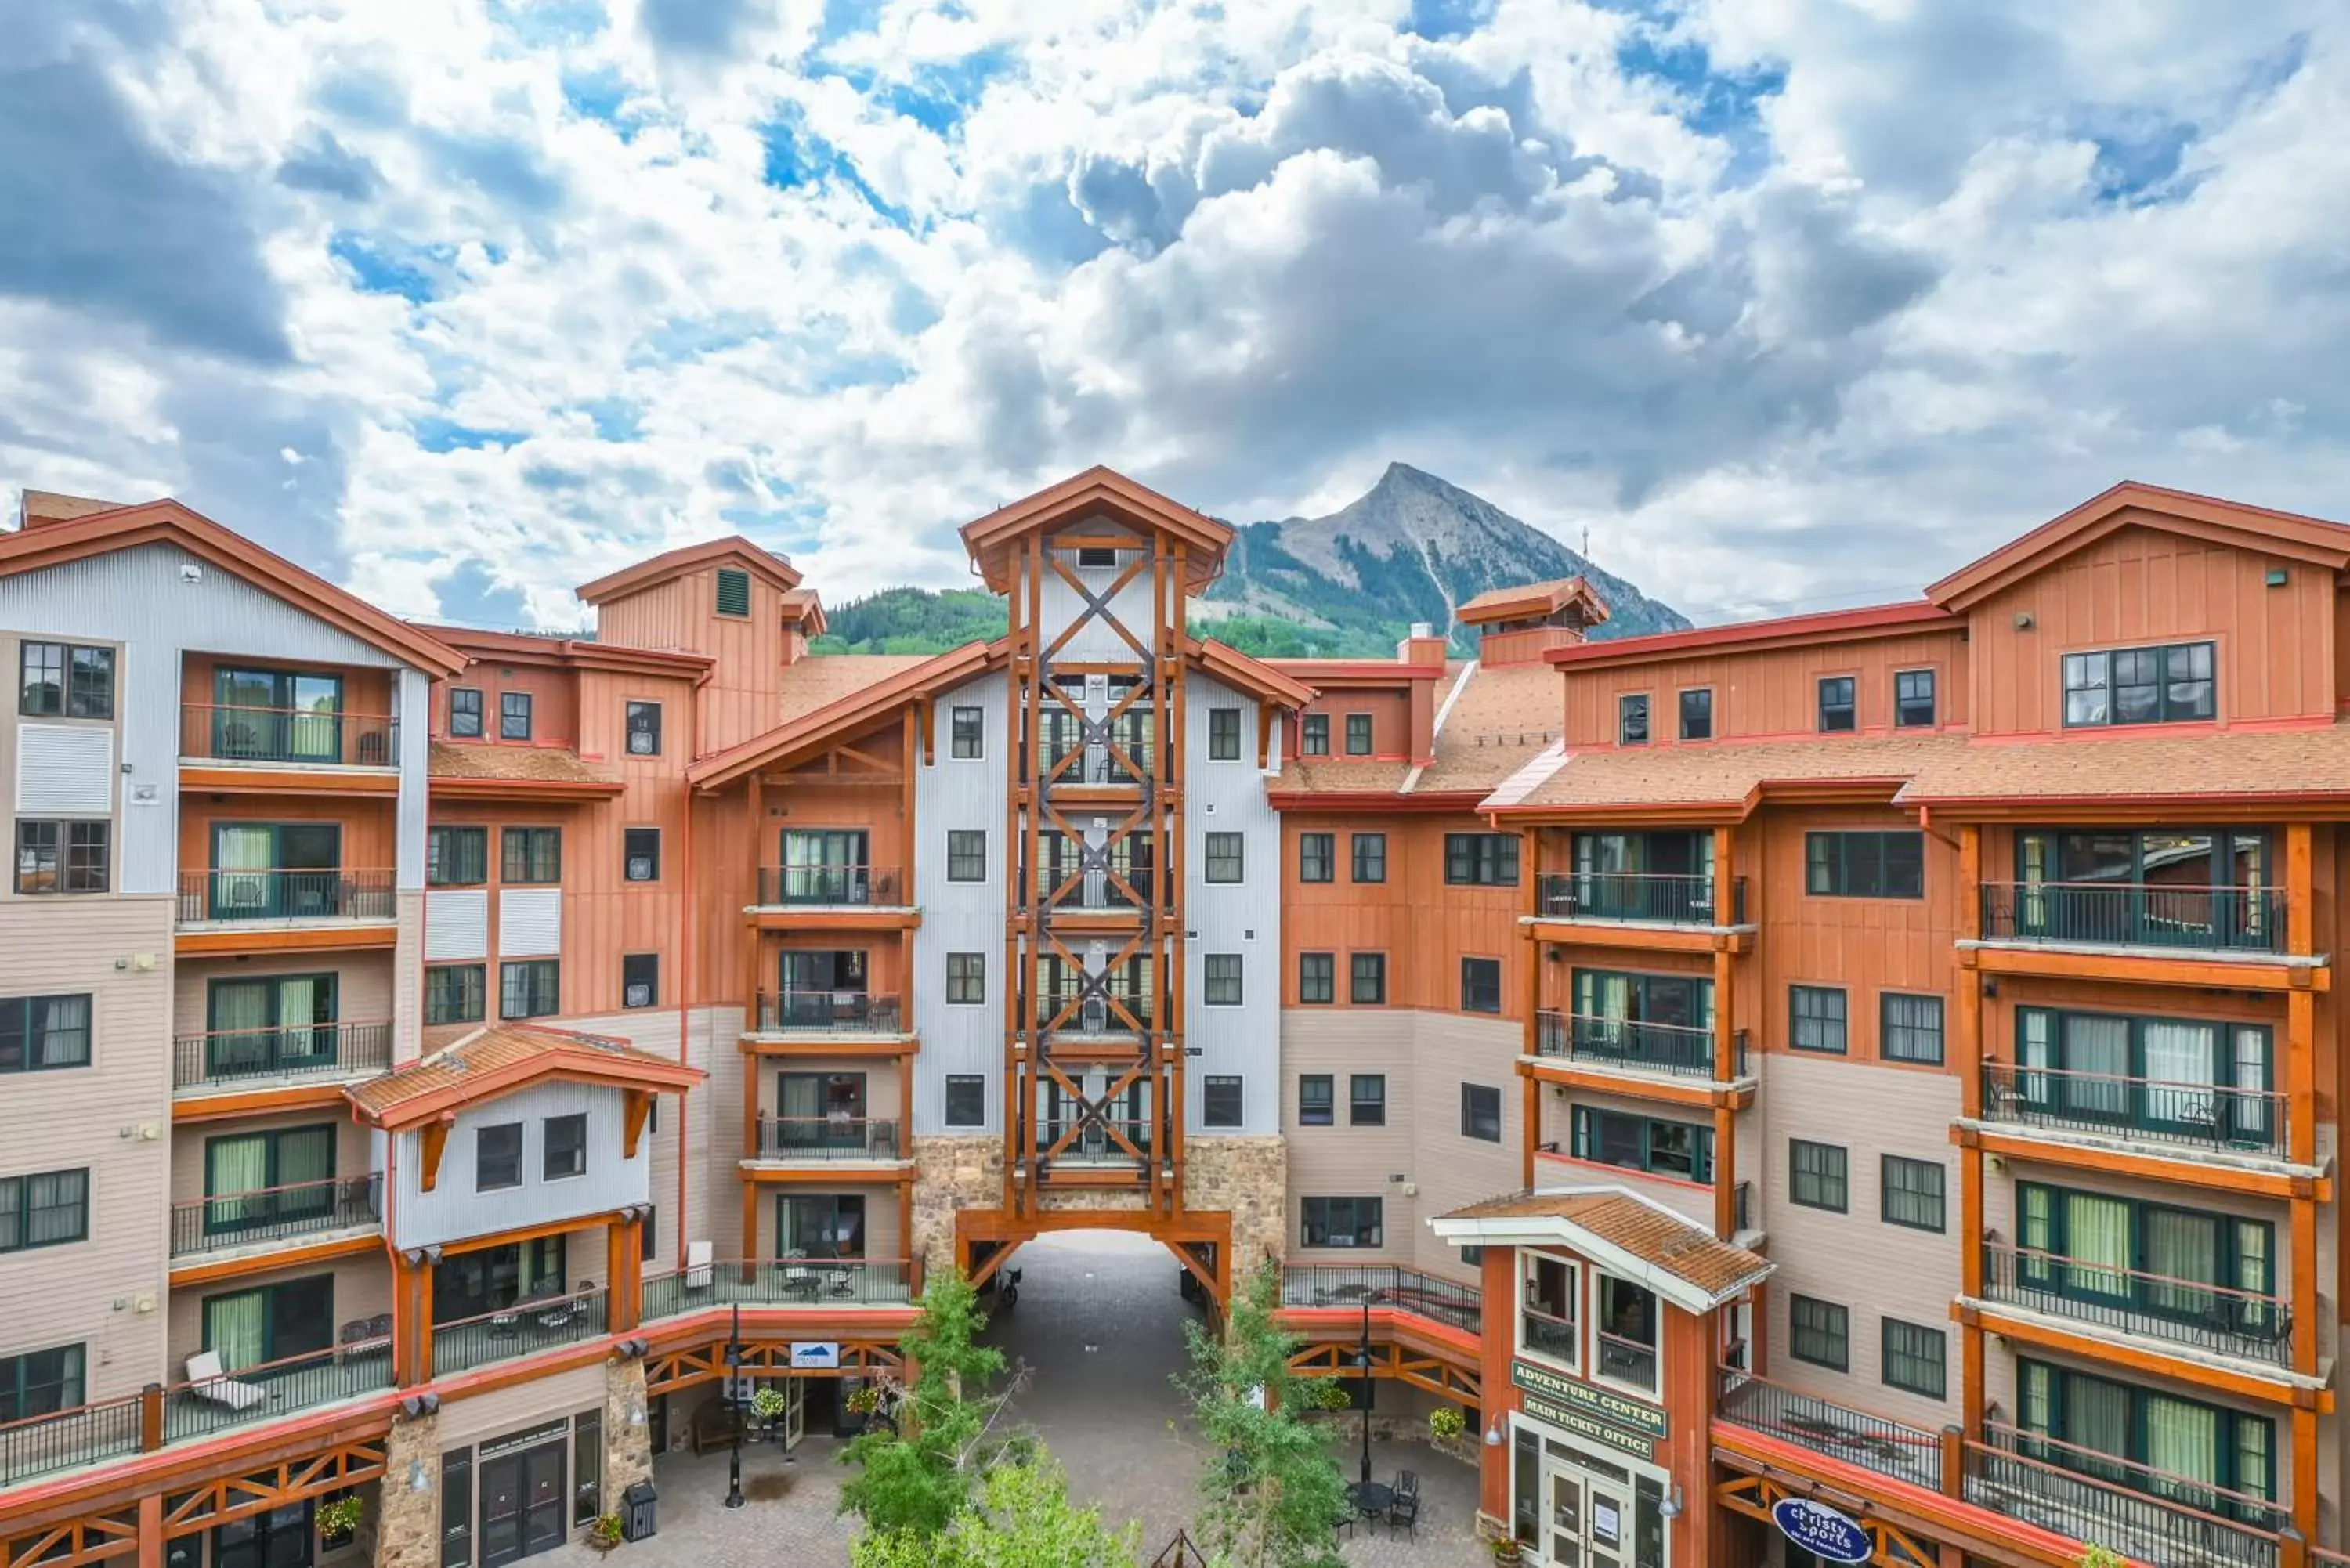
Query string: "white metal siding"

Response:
xmin=911 ymin=672 xmax=1007 ymax=1135
xmin=1034 ymin=536 xmax=1156 ymax=663
xmin=390 ymin=1079 xmax=649 ymax=1249
xmin=1183 ymin=672 xmax=1282 ymax=1136
xmin=498 ymin=887 xmax=562 ymax=956
xmin=16 ymin=724 xmax=114 ymax=815
xmin=426 ymin=890 xmax=490 ymax=961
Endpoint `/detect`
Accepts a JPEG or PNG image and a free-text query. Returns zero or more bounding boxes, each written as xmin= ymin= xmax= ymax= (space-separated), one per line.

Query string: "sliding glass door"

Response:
xmin=206 ymin=974 xmax=340 ymax=1078
xmin=214 ymin=667 xmax=345 ymax=764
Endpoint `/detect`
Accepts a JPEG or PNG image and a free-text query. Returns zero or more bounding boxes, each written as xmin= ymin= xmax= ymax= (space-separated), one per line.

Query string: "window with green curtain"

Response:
xmin=2019 ymin=1358 xmax=2274 ymax=1509
xmin=204 ymin=1290 xmax=267 ymax=1371
xmin=2018 ymin=1182 xmax=2274 ymax=1327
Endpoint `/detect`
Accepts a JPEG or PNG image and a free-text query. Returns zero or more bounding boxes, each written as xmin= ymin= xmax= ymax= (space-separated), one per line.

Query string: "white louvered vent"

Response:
xmin=498 ymin=887 xmax=563 ymax=956
xmin=17 ymin=725 xmax=113 ymax=815
xmin=425 ymin=890 xmax=490 ymax=961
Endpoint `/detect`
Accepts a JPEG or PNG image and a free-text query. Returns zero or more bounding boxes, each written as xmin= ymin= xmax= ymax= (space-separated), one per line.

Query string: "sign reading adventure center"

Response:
xmin=1511 ymin=1360 xmax=1670 ymax=1439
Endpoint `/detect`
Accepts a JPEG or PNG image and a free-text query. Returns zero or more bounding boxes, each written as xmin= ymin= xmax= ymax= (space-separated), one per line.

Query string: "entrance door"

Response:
xmin=783 ymin=1376 xmax=805 ymax=1449
xmin=480 ymin=1440 xmax=569 ymax=1567
xmin=213 ymin=1501 xmax=313 ymax=1568
xmin=1546 ymin=1468 xmax=1582 ymax=1568
xmin=1582 ymin=1474 xmax=1630 ymax=1568
xmin=1538 ymin=1455 xmax=1637 ymax=1568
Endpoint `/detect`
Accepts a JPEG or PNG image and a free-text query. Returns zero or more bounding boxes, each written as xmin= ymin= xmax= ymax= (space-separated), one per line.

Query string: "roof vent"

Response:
xmin=1408 ymin=621 xmax=1434 ymax=639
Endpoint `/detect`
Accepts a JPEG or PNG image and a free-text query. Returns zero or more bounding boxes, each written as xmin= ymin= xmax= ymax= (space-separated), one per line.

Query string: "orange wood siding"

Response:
xmin=434 ymin=660 xmax=579 ymax=746
xmin=1293 ymin=688 xmax=1414 ymax=759
xmin=1561 ymin=629 xmax=1969 ymax=748
xmin=592 ymin=566 xmax=792 ymax=754
xmin=180 ymin=655 xmax=396 ymax=718
xmin=1280 ymin=814 xmax=1521 ymax=1015
xmin=1966 ymin=524 xmax=2337 ymax=735
xmin=179 ymin=796 xmax=397 ymax=872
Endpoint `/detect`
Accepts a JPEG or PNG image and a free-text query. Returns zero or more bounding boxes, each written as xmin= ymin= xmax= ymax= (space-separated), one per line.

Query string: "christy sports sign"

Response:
xmin=1770 ymin=1497 xmax=1873 ymax=1565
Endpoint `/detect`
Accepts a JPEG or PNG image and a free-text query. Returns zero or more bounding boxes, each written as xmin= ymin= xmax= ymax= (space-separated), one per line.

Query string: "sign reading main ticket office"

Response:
xmin=1510 ymin=1360 xmax=1669 ymax=1439
xmin=1770 ymin=1498 xmax=1872 ymax=1565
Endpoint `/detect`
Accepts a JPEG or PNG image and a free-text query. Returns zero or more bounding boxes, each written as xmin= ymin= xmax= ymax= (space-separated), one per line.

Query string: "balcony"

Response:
xmin=433 ymin=1287 xmax=609 ymax=1377
xmin=1039 ymin=735 xmax=1155 ymax=786
xmin=169 ymin=1175 xmax=381 ymax=1259
xmin=748 ymin=991 xmax=906 ymax=1038
xmin=1032 ymin=867 xmax=1155 ymax=913
xmin=1536 ymin=872 xmax=1743 ymax=927
xmin=1278 ymin=1264 xmax=1481 ymax=1337
xmin=641 ymin=1258 xmax=918 ymax=1319
xmin=1535 ymin=1010 xmax=1748 ymax=1082
xmin=1979 ymin=1062 xmax=2289 ymax=1162
xmin=1979 ymin=1241 xmax=2295 ymax=1370
xmin=1966 ymin=1424 xmax=2286 ymax=1568
xmin=175 ymin=869 xmax=396 ymax=927
xmin=173 ymin=1021 xmax=393 ymax=1092
xmin=1716 ymin=1369 xmax=1943 ymax=1491
xmin=750 ymin=1115 xmax=902 ymax=1163
xmin=753 ymin=864 xmax=906 ymax=909
xmin=1979 ymin=881 xmax=2287 ymax=956
xmin=181 ymin=703 xmax=396 ymax=769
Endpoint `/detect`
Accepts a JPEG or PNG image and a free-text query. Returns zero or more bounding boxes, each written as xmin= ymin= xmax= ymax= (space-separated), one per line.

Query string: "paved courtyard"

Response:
xmin=590 ymin=1231 xmax=1488 ymax=1565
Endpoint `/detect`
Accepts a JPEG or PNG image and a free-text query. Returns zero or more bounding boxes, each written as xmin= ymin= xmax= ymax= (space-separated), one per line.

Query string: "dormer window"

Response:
xmin=2063 ymin=641 xmax=2214 ymax=727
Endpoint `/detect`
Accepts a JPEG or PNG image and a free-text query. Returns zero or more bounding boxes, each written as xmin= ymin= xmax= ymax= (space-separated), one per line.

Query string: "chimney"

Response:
xmin=18 ymin=490 xmax=127 ymax=530
xmin=1398 ymin=621 xmax=1449 ymax=669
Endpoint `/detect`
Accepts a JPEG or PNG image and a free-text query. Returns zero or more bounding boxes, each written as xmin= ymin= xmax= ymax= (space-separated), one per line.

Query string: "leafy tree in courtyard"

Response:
xmin=1177 ymin=1260 xmax=1350 ymax=1568
xmin=839 ymin=1271 xmax=1014 ymax=1538
xmin=852 ymin=1454 xmax=1144 ymax=1568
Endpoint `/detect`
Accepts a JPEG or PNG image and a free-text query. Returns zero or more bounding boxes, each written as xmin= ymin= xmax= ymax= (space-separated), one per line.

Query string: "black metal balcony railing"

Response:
xmin=1716 ymin=1368 xmax=1943 ymax=1491
xmin=1039 ymin=1122 xmax=1154 ymax=1161
xmin=750 ymin=991 xmax=905 ymax=1035
xmin=169 ymin=1175 xmax=381 ymax=1258
xmin=754 ymin=865 xmax=905 ymax=907
xmin=1595 ymin=1330 xmax=1660 ymax=1393
xmin=1535 ymin=872 xmax=1744 ymax=926
xmin=1968 ymin=1425 xmax=2285 ymax=1568
xmin=1979 ymin=881 xmax=2287 ymax=955
xmin=1036 ymin=994 xmax=1157 ymax=1034
xmin=1979 ymin=1242 xmax=2294 ymax=1368
xmin=1535 ymin=1010 xmax=1745 ymax=1080
xmin=0 ymin=1396 xmax=143 ymax=1489
xmin=1032 ymin=867 xmax=1155 ymax=911
xmin=1039 ymin=735 xmax=1158 ymax=783
xmin=1277 ymin=1265 xmax=1481 ymax=1337
xmin=641 ymin=1258 xmax=918 ymax=1320
xmin=167 ymin=1343 xmax=394 ymax=1443
xmin=182 ymin=703 xmax=397 ymax=768
xmin=1979 ymin=1061 xmax=2289 ymax=1160
xmin=175 ymin=869 xmax=396 ymax=926
xmin=752 ymin=1116 xmax=902 ymax=1162
xmin=433 ymin=1288 xmax=609 ymax=1378
xmin=172 ymin=1021 xmax=393 ymax=1090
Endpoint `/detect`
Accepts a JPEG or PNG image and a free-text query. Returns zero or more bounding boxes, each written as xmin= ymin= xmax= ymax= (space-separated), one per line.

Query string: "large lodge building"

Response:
xmin=0 ymin=468 xmax=2345 ymax=1568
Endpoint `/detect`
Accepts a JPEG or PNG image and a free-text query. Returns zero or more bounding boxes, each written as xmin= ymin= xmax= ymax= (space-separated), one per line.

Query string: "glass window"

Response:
xmin=625 ymin=702 xmax=662 ymax=756
xmin=946 ymin=830 xmax=986 ymax=883
xmin=1204 ymin=954 xmax=1243 ymax=1006
xmin=1618 ymin=693 xmax=1649 ymax=745
xmin=1350 ymin=952 xmax=1386 ymax=1004
xmin=1445 ymin=833 xmax=1520 ymax=886
xmin=1460 ymin=957 xmax=1502 ymax=1013
xmin=2019 ymin=1357 xmax=2274 ymax=1506
xmin=621 ymin=954 xmax=658 ymax=1009
xmin=1791 ymin=985 xmax=1849 ymax=1053
xmin=1596 ymin=1275 xmax=1660 ymax=1393
xmin=1298 ymin=833 xmax=1335 ymax=883
xmin=543 ymin=1114 xmax=587 ymax=1180
xmin=1344 ymin=714 xmax=1373 ymax=755
xmin=623 ymin=827 xmax=660 ymax=882
xmin=942 ymin=706 xmax=983 ymax=760
xmin=1350 ymin=833 xmax=1386 ymax=883
xmin=501 ymin=827 xmax=562 ymax=883
xmin=15 ymin=820 xmax=110 ymax=894
xmin=1298 ymin=952 xmax=1334 ymax=1004
xmin=1882 ymin=1318 xmax=1947 ymax=1398
xmin=1300 ymin=1196 xmax=1382 ymax=1248
xmin=427 ymin=826 xmax=487 ymax=887
xmin=1302 ymin=714 xmax=1329 ymax=755
xmin=499 ymin=959 xmax=559 ymax=1019
xmin=1572 ymin=1107 xmax=1713 ymax=1182
xmin=1209 ymin=707 xmax=1242 ymax=761
xmin=944 ymin=1075 xmax=985 ymax=1127
xmin=714 ymin=567 xmax=751 ymax=617
xmin=498 ymin=691 xmax=533 ymax=740
xmin=1460 ymin=1083 xmax=1501 ymax=1141
xmin=475 ymin=1124 xmax=522 ymax=1190
xmin=0 ymin=994 xmax=92 ymax=1072
xmin=1679 ymin=688 xmax=1712 ymax=740
xmin=0 ymin=1344 xmax=85 ymax=1424
xmin=1817 ymin=676 xmax=1856 ymax=732
xmin=1203 ymin=1076 xmax=1243 ymax=1128
xmin=1205 ymin=832 xmax=1244 ymax=883
xmin=1790 ymin=1295 xmax=1849 ymax=1370
xmin=1882 ymin=993 xmax=1946 ymax=1064
xmin=19 ymin=642 xmax=112 ymax=719
xmin=448 ymin=688 xmax=483 ymax=738
xmin=1790 ymin=1139 xmax=1849 ymax=1212
xmin=1882 ymin=1154 xmax=1946 ymax=1232
xmin=1298 ymin=1075 xmax=1334 ymax=1126
xmin=1520 ymin=1252 xmax=1579 ymax=1370
xmin=1895 ymin=669 xmax=1936 ymax=728
xmin=946 ymin=952 xmax=985 ymax=1005
xmin=426 ymin=965 xmax=485 ymax=1025
xmin=0 ymin=1169 xmax=89 ymax=1252
xmin=2065 ymin=641 xmax=2215 ymax=727
xmin=1350 ymin=1074 xmax=1386 ymax=1126
xmin=1806 ymin=831 xmax=1925 ymax=898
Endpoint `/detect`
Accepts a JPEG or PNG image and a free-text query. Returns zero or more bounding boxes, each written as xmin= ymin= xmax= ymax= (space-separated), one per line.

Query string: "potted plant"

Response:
xmin=2080 ymin=1548 xmax=2128 ymax=1568
xmin=749 ymin=1385 xmax=790 ymax=1433
xmin=1429 ymin=1407 xmax=1467 ymax=1443
xmin=1491 ymin=1537 xmax=1524 ymax=1565
xmin=587 ymin=1512 xmax=625 ymax=1553
xmin=316 ymin=1494 xmax=363 ymax=1545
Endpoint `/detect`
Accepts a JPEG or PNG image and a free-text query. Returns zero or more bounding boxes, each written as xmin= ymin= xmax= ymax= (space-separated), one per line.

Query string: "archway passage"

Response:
xmin=953 ymin=1207 xmax=1233 ymax=1310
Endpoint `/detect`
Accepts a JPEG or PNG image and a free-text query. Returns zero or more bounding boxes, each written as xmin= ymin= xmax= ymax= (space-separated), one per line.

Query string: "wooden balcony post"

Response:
xmin=140 ymin=1382 xmax=164 ymax=1452
xmin=1960 ymin=1145 xmax=1985 ymax=1440
xmin=2286 ymin=823 xmax=2313 ymax=956
xmin=2292 ymin=1200 xmax=2319 ymax=1379
xmin=1939 ymin=1425 xmax=1964 ymax=1499
xmin=137 ymin=1493 xmax=164 ymax=1568
xmin=1712 ymin=1105 xmax=1736 ymax=1241
xmin=2287 ymin=988 xmax=2316 ymax=1168
xmin=2280 ymin=1525 xmax=2308 ymax=1568
xmin=1520 ymin=1069 xmax=1539 ymax=1191
xmin=608 ymin=1216 xmax=641 ymax=1334
xmin=1712 ymin=826 xmax=1735 ymax=927
xmin=2291 ymin=1408 xmax=2318 ymax=1559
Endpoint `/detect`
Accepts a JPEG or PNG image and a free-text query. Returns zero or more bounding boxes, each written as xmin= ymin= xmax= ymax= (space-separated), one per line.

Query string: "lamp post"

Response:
xmin=722 ymin=1304 xmax=745 ymax=1509
xmin=1354 ymin=1288 xmax=1386 ymax=1490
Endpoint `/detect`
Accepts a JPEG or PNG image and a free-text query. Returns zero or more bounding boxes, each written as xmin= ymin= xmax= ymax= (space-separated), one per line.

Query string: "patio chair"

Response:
xmin=685 ymin=1240 xmax=714 ymax=1291
xmin=1394 ymin=1469 xmax=1420 ymax=1503
xmin=185 ymin=1351 xmax=266 ymax=1411
xmin=1385 ymin=1490 xmax=1419 ymax=1538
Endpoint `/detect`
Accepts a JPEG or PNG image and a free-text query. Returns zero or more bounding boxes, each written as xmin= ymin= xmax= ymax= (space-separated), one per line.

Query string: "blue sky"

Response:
xmin=2 ymin=1 xmax=2345 ymax=627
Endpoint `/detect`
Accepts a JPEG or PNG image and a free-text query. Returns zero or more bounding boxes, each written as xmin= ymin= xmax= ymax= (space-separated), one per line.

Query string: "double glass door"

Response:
xmin=212 ymin=1501 xmax=313 ymax=1568
xmin=479 ymin=1440 xmax=567 ymax=1566
xmin=214 ymin=668 xmax=345 ymax=764
xmin=206 ymin=974 xmax=339 ymax=1079
xmin=1543 ymin=1462 xmax=1630 ymax=1568
xmin=210 ymin=823 xmax=342 ymax=920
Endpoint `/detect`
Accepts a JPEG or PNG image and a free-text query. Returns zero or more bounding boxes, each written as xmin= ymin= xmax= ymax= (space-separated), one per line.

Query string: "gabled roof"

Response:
xmin=1545 ymin=600 xmax=1958 ymax=670
xmin=1430 ymin=1187 xmax=1773 ymax=1313
xmin=960 ymin=466 xmax=1234 ymax=593
xmin=418 ymin=623 xmax=714 ymax=680
xmin=1484 ymin=734 xmax=1962 ymax=820
xmin=780 ymin=587 xmax=827 ymax=636
xmin=689 ymin=640 xmax=1003 ymax=790
xmin=1192 ymin=636 xmax=1314 ymax=710
xmin=576 ymin=536 xmax=802 ymax=605
xmin=0 ymin=499 xmax=468 ymax=677
xmin=1928 ymin=481 xmax=2350 ymax=611
xmin=346 ymin=1024 xmax=703 ymax=1130
xmin=1457 ymin=575 xmax=1611 ymax=629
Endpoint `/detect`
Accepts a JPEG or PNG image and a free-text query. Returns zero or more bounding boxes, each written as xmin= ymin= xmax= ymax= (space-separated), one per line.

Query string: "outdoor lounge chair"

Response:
xmin=185 ymin=1351 xmax=266 ymax=1411
xmin=685 ymin=1240 xmax=714 ymax=1290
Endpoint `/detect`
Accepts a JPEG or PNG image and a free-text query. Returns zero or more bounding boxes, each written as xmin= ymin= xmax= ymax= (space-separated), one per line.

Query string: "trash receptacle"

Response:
xmin=622 ymin=1480 xmax=657 ymax=1542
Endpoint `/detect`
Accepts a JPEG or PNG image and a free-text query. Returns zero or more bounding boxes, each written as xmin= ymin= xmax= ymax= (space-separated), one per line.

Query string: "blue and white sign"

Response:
xmin=1770 ymin=1498 xmax=1872 ymax=1565
xmin=790 ymin=1342 xmax=841 ymax=1369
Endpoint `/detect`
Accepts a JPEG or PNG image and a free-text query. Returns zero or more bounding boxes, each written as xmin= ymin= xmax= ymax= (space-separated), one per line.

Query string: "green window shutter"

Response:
xmin=716 ymin=567 xmax=752 ymax=617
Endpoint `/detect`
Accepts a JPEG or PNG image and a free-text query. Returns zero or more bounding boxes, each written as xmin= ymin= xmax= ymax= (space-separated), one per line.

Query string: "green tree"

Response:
xmin=852 ymin=1454 xmax=1144 ymax=1568
xmin=1176 ymin=1260 xmax=1350 ymax=1568
xmin=839 ymin=1271 xmax=1013 ymax=1538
